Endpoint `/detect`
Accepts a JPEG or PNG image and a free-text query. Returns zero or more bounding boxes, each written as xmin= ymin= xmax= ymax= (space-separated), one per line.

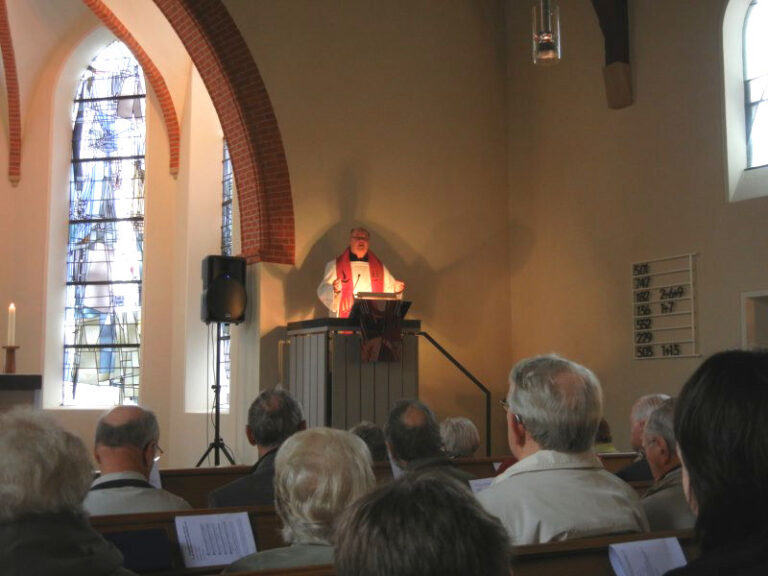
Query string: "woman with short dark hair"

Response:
xmin=665 ymin=349 xmax=768 ymax=575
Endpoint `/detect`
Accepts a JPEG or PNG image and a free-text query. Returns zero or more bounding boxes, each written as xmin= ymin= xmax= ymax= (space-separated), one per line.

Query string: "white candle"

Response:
xmin=7 ymin=303 xmax=15 ymax=346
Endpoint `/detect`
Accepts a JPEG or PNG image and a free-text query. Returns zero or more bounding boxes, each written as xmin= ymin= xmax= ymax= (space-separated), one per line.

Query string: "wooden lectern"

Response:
xmin=287 ymin=315 xmax=419 ymax=429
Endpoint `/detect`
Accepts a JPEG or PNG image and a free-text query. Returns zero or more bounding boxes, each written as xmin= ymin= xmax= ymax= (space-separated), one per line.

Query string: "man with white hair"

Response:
xmin=640 ymin=398 xmax=695 ymax=531
xmin=84 ymin=405 xmax=191 ymax=516
xmin=224 ymin=428 xmax=375 ymax=573
xmin=0 ymin=407 xmax=135 ymax=575
xmin=616 ymin=393 xmax=671 ymax=482
xmin=478 ymin=354 xmax=648 ymax=545
xmin=440 ymin=416 xmax=481 ymax=458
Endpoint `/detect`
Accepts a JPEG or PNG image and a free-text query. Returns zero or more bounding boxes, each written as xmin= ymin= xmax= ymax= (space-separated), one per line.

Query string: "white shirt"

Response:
xmin=477 ymin=450 xmax=649 ymax=545
xmin=84 ymin=471 xmax=192 ymax=516
xmin=316 ymin=258 xmax=397 ymax=316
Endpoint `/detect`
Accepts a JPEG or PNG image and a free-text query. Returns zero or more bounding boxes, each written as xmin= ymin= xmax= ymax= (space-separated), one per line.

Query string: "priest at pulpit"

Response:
xmin=317 ymin=227 xmax=405 ymax=318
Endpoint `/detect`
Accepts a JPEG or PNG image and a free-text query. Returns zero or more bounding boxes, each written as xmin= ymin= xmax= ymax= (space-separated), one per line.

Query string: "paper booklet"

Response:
xmin=175 ymin=512 xmax=257 ymax=568
xmin=609 ymin=537 xmax=687 ymax=576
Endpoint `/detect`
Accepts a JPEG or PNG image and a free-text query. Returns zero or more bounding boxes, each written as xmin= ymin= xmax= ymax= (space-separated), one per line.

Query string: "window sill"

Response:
xmin=730 ymin=164 xmax=768 ymax=202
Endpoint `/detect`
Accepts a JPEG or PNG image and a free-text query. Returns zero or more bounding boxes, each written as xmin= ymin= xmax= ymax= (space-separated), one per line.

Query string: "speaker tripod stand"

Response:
xmin=196 ymin=322 xmax=236 ymax=466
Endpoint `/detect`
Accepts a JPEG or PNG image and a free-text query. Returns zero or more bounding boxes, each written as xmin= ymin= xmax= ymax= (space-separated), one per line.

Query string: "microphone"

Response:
xmin=353 ymin=274 xmax=361 ymax=294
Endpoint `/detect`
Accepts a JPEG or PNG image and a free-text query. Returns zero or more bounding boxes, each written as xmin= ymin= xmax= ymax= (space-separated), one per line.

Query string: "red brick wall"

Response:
xmin=0 ymin=0 xmax=21 ymax=184
xmin=153 ymin=0 xmax=295 ymax=265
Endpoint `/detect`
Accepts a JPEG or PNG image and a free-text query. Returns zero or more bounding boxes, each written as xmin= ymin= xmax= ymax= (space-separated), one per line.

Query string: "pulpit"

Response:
xmin=286 ymin=318 xmax=420 ymax=429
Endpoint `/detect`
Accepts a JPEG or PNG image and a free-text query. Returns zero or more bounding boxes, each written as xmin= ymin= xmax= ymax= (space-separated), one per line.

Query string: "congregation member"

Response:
xmin=478 ymin=354 xmax=648 ymax=545
xmin=665 ymin=350 xmax=768 ymax=575
xmin=209 ymin=388 xmax=304 ymax=507
xmin=440 ymin=416 xmax=480 ymax=458
xmin=335 ymin=471 xmax=512 ymax=576
xmin=0 ymin=407 xmax=136 ymax=576
xmin=84 ymin=405 xmax=191 ymax=516
xmin=639 ymin=398 xmax=695 ymax=531
xmin=385 ymin=399 xmax=474 ymax=485
xmin=616 ymin=393 xmax=670 ymax=482
xmin=224 ymin=428 xmax=375 ymax=573
xmin=350 ymin=420 xmax=388 ymax=462
xmin=594 ymin=418 xmax=618 ymax=453
xmin=317 ymin=226 xmax=405 ymax=318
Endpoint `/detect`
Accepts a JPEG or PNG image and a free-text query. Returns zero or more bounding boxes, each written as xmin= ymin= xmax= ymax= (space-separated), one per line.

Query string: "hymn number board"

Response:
xmin=632 ymin=254 xmax=698 ymax=360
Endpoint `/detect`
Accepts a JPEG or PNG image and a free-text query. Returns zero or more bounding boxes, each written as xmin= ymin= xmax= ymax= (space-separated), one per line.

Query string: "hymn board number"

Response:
xmin=632 ymin=254 xmax=698 ymax=360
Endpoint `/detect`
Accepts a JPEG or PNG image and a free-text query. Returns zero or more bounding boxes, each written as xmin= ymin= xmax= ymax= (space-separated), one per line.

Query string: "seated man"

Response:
xmin=616 ymin=393 xmax=670 ymax=482
xmin=640 ymin=398 xmax=695 ymax=531
xmin=224 ymin=428 xmax=375 ymax=573
xmin=350 ymin=420 xmax=388 ymax=462
xmin=84 ymin=406 xmax=191 ymax=516
xmin=478 ymin=354 xmax=648 ymax=545
xmin=208 ymin=388 xmax=304 ymax=507
xmin=335 ymin=471 xmax=511 ymax=576
xmin=385 ymin=399 xmax=474 ymax=485
xmin=440 ymin=416 xmax=480 ymax=458
xmin=0 ymin=407 xmax=135 ymax=575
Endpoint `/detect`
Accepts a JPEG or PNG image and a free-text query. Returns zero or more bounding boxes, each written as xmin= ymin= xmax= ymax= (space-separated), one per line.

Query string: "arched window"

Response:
xmin=63 ymin=41 xmax=146 ymax=407
xmin=745 ymin=0 xmax=767 ymax=168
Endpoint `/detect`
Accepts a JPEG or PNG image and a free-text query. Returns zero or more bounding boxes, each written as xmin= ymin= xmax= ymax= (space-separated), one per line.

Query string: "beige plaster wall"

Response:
xmin=225 ymin=0 xmax=512 ymax=453
xmin=506 ymin=0 xmax=768 ymax=449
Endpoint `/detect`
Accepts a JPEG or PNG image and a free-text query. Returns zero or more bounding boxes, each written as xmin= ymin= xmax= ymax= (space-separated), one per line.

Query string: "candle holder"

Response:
xmin=3 ymin=345 xmax=19 ymax=374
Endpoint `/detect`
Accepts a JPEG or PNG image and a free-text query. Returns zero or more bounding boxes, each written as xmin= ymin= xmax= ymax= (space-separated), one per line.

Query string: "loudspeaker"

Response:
xmin=202 ymin=255 xmax=247 ymax=324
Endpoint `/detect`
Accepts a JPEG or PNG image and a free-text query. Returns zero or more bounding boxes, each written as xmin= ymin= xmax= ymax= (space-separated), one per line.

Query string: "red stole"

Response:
xmin=335 ymin=248 xmax=384 ymax=318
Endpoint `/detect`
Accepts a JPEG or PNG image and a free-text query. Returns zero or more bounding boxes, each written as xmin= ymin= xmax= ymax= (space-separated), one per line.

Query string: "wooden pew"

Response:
xmin=229 ymin=530 xmax=698 ymax=576
xmin=512 ymin=529 xmax=698 ymax=576
xmin=160 ymin=465 xmax=252 ymax=508
xmin=160 ymin=452 xmax=640 ymax=509
xmin=91 ymin=505 xmax=284 ymax=575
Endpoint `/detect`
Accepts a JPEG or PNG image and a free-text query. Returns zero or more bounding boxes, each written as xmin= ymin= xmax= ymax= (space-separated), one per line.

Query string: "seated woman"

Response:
xmin=665 ymin=350 xmax=768 ymax=575
xmin=224 ymin=427 xmax=375 ymax=573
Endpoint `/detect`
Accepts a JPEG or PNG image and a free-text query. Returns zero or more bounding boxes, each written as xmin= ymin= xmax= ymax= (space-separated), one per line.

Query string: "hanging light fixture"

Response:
xmin=532 ymin=0 xmax=561 ymax=65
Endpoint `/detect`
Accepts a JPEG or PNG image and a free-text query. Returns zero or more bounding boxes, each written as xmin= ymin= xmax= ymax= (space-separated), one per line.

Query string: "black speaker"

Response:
xmin=202 ymin=255 xmax=247 ymax=324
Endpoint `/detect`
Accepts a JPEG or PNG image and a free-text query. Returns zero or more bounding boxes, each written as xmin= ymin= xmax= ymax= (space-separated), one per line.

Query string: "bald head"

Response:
xmin=94 ymin=405 xmax=160 ymax=477
xmin=385 ymin=400 xmax=442 ymax=464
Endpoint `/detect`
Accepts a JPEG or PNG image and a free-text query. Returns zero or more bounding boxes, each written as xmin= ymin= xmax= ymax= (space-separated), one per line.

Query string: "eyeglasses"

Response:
xmin=498 ymin=400 xmax=524 ymax=426
xmin=144 ymin=441 xmax=164 ymax=462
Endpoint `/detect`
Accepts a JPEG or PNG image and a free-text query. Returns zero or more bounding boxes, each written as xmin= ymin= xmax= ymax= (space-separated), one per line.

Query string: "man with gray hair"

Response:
xmin=224 ymin=428 xmax=375 ymax=572
xmin=84 ymin=405 xmax=190 ymax=516
xmin=616 ymin=393 xmax=671 ymax=482
xmin=478 ymin=354 xmax=648 ymax=545
xmin=640 ymin=398 xmax=695 ymax=531
xmin=440 ymin=416 xmax=481 ymax=458
xmin=0 ymin=407 xmax=136 ymax=575
xmin=209 ymin=387 xmax=304 ymax=507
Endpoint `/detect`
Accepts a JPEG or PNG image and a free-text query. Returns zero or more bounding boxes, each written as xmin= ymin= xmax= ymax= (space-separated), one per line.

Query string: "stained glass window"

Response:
xmin=219 ymin=142 xmax=233 ymax=411
xmin=745 ymin=0 xmax=768 ymax=168
xmin=63 ymin=41 xmax=146 ymax=406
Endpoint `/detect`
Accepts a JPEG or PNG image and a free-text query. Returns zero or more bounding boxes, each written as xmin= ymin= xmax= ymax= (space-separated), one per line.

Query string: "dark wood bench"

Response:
xmin=90 ymin=506 xmax=284 ymax=575
xmin=160 ymin=453 xmax=640 ymax=508
xmin=230 ymin=529 xmax=697 ymax=576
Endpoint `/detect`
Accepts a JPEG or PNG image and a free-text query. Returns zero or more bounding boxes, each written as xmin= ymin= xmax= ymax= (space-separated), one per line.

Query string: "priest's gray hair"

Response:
xmin=630 ymin=393 xmax=671 ymax=424
xmin=507 ymin=354 xmax=603 ymax=453
xmin=440 ymin=417 xmax=480 ymax=458
xmin=94 ymin=406 xmax=159 ymax=449
xmin=275 ymin=427 xmax=375 ymax=545
xmin=0 ymin=407 xmax=93 ymax=521
xmin=643 ymin=398 xmax=677 ymax=453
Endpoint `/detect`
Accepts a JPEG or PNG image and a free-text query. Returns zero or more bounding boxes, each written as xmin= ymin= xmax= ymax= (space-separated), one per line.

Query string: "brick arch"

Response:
xmin=0 ymin=0 xmax=21 ymax=184
xmin=82 ymin=0 xmax=180 ymax=176
xmin=152 ymin=0 xmax=295 ymax=265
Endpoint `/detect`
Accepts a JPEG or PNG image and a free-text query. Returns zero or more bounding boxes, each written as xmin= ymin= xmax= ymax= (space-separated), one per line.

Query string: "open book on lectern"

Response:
xmin=349 ymin=292 xmax=411 ymax=319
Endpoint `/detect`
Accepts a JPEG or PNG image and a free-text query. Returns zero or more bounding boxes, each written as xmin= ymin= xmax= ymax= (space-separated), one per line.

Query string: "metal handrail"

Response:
xmin=415 ymin=331 xmax=492 ymax=456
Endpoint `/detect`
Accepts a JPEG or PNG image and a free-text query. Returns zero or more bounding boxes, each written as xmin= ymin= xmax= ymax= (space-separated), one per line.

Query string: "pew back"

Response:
xmin=91 ymin=506 xmax=284 ymax=575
